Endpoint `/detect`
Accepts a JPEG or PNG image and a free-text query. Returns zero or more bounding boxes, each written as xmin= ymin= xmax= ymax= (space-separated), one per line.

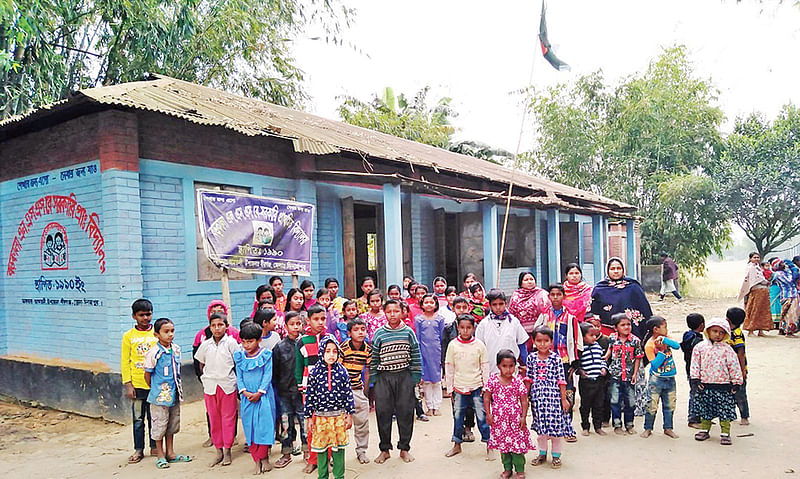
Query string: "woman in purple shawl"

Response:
xmin=590 ymin=257 xmax=653 ymax=417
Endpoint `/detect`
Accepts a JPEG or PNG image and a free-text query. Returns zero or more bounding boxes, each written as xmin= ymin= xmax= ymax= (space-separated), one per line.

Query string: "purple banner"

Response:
xmin=197 ymin=190 xmax=314 ymax=276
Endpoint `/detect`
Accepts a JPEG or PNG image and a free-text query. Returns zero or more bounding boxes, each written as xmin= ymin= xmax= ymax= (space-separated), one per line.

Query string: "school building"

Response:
xmin=0 ymin=75 xmax=637 ymax=421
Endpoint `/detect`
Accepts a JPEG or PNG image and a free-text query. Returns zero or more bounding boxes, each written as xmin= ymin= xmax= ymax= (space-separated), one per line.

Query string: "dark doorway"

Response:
xmin=560 ymin=222 xmax=580 ymax=281
xmin=354 ymin=203 xmax=380 ymax=291
xmin=433 ymin=209 xmax=462 ymax=287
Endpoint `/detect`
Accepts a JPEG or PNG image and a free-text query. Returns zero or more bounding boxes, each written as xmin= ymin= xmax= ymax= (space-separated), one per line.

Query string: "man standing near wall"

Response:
xmin=659 ymin=253 xmax=683 ymax=302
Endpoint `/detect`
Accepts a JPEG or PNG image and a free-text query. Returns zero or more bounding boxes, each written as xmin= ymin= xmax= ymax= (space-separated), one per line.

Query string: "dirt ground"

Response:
xmin=1 ymin=296 xmax=798 ymax=478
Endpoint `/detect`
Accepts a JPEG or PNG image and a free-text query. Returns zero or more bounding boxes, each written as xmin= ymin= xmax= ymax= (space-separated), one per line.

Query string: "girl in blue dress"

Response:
xmin=234 ymin=321 xmax=276 ymax=474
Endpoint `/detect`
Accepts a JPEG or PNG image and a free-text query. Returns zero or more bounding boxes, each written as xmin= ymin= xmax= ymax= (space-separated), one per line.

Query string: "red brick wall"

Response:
xmin=0 ymin=114 xmax=100 ymax=181
xmin=136 ymin=111 xmax=297 ymax=179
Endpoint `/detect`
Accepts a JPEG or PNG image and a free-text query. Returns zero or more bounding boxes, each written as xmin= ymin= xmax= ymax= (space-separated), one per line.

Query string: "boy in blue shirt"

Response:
xmin=144 ymin=318 xmax=192 ymax=469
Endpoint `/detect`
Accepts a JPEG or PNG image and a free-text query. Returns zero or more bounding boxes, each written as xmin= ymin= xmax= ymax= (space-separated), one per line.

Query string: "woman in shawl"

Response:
xmin=590 ymin=257 xmax=652 ymax=417
xmin=739 ymin=252 xmax=772 ymax=336
xmin=508 ymin=271 xmax=551 ymax=343
xmin=562 ymin=263 xmax=592 ymax=323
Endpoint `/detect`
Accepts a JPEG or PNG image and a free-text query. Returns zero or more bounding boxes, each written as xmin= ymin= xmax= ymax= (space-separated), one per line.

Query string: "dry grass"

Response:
xmin=682 ymin=260 xmax=745 ymax=299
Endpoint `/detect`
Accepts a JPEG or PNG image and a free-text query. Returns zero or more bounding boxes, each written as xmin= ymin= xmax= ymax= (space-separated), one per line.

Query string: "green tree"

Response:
xmin=526 ymin=45 xmax=728 ymax=273
xmin=715 ymin=105 xmax=800 ymax=256
xmin=0 ymin=0 xmax=352 ymax=118
xmin=338 ymin=86 xmax=456 ymax=148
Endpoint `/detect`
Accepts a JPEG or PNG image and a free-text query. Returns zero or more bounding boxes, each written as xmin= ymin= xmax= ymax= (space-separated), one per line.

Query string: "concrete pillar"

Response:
xmin=626 ymin=218 xmax=637 ymax=280
xmin=481 ymin=202 xmax=498 ymax=290
xmin=382 ymin=183 xmax=403 ymax=288
xmin=592 ymin=215 xmax=605 ymax=283
xmin=546 ymin=209 xmax=561 ymax=285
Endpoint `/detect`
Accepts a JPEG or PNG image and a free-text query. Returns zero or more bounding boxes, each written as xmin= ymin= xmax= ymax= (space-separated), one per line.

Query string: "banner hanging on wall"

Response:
xmin=197 ymin=189 xmax=314 ymax=276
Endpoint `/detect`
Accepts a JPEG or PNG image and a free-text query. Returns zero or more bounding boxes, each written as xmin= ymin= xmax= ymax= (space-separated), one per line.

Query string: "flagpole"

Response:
xmin=497 ymin=1 xmax=542 ymax=286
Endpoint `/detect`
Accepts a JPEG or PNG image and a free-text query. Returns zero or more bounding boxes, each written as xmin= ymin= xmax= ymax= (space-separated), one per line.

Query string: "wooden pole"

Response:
xmin=497 ymin=20 xmax=539 ymax=286
xmin=221 ymin=267 xmax=232 ymax=312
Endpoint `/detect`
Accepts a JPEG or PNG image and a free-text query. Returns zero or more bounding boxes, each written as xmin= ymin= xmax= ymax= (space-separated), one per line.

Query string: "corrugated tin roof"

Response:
xmin=0 ymin=74 xmax=635 ymax=214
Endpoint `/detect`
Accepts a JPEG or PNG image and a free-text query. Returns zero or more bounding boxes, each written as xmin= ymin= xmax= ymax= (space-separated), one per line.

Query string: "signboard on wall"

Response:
xmin=197 ymin=189 xmax=314 ymax=276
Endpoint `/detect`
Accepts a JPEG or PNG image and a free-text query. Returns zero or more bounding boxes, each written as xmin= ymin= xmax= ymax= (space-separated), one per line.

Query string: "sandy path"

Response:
xmin=1 ymin=296 xmax=798 ymax=478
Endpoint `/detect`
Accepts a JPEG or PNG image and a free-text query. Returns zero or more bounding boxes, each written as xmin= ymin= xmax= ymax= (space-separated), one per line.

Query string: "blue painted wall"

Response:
xmin=0 ymin=162 xmax=112 ymax=364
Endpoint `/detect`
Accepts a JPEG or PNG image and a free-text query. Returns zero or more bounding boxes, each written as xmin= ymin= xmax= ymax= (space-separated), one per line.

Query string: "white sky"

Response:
xmin=294 ymin=0 xmax=800 ymax=153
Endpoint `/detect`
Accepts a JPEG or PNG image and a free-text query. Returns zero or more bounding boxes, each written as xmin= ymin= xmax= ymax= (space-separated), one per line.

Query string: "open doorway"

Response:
xmin=353 ymin=203 xmax=380 ymax=290
xmin=434 ymin=209 xmax=462 ymax=287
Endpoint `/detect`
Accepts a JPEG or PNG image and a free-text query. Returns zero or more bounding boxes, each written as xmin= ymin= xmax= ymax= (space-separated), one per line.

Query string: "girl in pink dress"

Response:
xmin=484 ymin=349 xmax=534 ymax=479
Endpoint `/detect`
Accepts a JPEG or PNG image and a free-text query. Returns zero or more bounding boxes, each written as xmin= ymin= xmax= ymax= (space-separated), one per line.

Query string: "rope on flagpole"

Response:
xmin=497 ymin=1 xmax=542 ymax=286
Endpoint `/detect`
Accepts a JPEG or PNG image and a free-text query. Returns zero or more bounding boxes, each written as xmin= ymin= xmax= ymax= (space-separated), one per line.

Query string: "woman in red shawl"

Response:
xmin=562 ymin=263 xmax=593 ymax=323
xmin=508 ymin=271 xmax=551 ymax=342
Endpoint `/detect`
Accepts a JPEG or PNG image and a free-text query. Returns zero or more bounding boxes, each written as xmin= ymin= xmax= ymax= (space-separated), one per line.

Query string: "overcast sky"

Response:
xmin=294 ymin=0 xmax=800 ymax=153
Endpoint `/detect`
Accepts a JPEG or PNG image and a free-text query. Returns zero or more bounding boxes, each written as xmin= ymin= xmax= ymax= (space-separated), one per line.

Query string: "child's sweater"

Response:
xmin=295 ymin=330 xmax=324 ymax=392
xmin=578 ymin=342 xmax=607 ymax=380
xmin=121 ymin=327 xmax=158 ymax=389
xmin=272 ymin=336 xmax=299 ymax=397
xmin=304 ymin=361 xmax=355 ymax=417
xmin=369 ymin=324 xmax=422 ymax=383
xmin=340 ymin=339 xmax=371 ymax=390
xmin=644 ymin=336 xmax=680 ymax=377
xmin=690 ymin=340 xmax=744 ymax=386
xmin=680 ymin=330 xmax=704 ymax=378
xmin=444 ymin=336 xmax=489 ymax=393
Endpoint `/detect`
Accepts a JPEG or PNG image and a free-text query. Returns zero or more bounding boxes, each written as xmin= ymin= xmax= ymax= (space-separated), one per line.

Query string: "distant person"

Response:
xmin=658 ymin=252 xmax=683 ymax=302
xmin=771 ymin=258 xmax=800 ymax=336
xmin=738 ymin=252 xmax=772 ymax=336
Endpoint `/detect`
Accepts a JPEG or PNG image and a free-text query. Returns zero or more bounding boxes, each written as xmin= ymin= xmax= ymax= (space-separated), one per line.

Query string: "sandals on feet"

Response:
xmin=720 ymin=435 xmax=732 ymax=445
xmin=694 ymin=431 xmax=710 ymax=441
xmin=155 ymin=458 xmax=170 ymax=469
xmin=274 ymin=456 xmax=292 ymax=468
xmin=128 ymin=451 xmax=145 ymax=464
xmin=551 ymin=457 xmax=562 ymax=469
xmin=167 ymin=454 xmax=192 ymax=463
xmin=530 ymin=454 xmax=547 ymax=466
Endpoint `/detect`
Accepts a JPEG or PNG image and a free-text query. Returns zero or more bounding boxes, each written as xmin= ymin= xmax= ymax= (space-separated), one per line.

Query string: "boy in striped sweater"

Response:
xmin=371 ymin=299 xmax=422 ymax=465
xmin=577 ymin=322 xmax=608 ymax=436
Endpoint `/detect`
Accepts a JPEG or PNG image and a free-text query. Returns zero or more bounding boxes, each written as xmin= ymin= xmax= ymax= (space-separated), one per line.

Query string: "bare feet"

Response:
xmin=758 ymin=331 xmax=766 ymax=337
xmin=664 ymin=429 xmax=679 ymax=439
xmin=595 ymin=428 xmax=607 ymax=436
xmin=581 ymin=429 xmax=590 ymax=436
xmin=202 ymin=437 xmax=213 ymax=448
xmin=640 ymin=430 xmax=652 ymax=438
xmin=486 ymin=448 xmax=498 ymax=461
xmin=221 ymin=448 xmax=232 ymax=466
xmin=500 ymin=471 xmax=513 ymax=479
xmin=253 ymin=460 xmax=263 ymax=475
xmin=433 ymin=409 xmax=442 ymax=416
xmin=209 ymin=448 xmax=224 ymax=467
xmin=128 ymin=450 xmax=145 ymax=464
xmin=261 ymin=458 xmax=273 ymax=472
xmin=356 ymin=452 xmax=370 ymax=464
xmin=302 ymin=462 xmax=317 ymax=474
xmin=688 ymin=422 xmax=703 ymax=429
xmin=400 ymin=450 xmax=415 ymax=463
xmin=374 ymin=451 xmax=390 ymax=464
xmin=513 ymin=473 xmax=526 ymax=479
xmin=445 ymin=443 xmax=462 ymax=457
xmin=614 ymin=427 xmax=625 ymax=435
xmin=625 ymin=427 xmax=636 ymax=435
xmin=740 ymin=418 xmax=750 ymax=426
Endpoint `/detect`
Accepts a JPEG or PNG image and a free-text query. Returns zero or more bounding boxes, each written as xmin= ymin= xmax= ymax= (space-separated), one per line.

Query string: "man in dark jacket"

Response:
xmin=659 ymin=252 xmax=683 ymax=302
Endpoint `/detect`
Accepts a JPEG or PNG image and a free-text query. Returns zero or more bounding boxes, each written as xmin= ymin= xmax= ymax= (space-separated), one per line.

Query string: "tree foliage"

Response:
xmin=0 ymin=0 xmax=352 ymax=118
xmin=715 ymin=105 xmax=800 ymax=256
xmin=338 ymin=86 xmax=457 ymax=149
xmin=526 ymin=45 xmax=729 ymax=273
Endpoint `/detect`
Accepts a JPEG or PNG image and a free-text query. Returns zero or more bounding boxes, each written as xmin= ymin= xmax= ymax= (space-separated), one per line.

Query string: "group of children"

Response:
xmin=119 ymin=273 xmax=751 ymax=478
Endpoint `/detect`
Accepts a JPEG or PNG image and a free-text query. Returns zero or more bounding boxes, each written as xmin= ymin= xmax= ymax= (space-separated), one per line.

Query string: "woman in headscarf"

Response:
xmin=562 ymin=263 xmax=593 ymax=323
xmin=590 ymin=257 xmax=653 ymax=417
xmin=508 ymin=271 xmax=551 ymax=342
xmin=738 ymin=252 xmax=772 ymax=337
xmin=771 ymin=258 xmax=800 ymax=336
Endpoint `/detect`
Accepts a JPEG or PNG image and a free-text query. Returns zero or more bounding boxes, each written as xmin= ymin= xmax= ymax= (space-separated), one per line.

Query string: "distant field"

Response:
xmin=683 ymin=260 xmax=745 ymax=299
